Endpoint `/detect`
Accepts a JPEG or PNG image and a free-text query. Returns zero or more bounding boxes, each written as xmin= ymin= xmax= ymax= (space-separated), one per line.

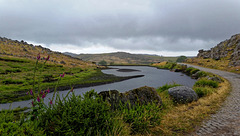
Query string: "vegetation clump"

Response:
xmin=194 ymin=78 xmax=219 ymax=88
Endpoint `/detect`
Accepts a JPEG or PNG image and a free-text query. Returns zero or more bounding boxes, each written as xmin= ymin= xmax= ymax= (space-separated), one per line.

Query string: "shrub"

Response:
xmin=185 ymin=67 xmax=195 ymax=74
xmin=185 ymin=67 xmax=200 ymax=75
xmin=194 ymin=79 xmax=219 ymax=88
xmin=190 ymin=68 xmax=200 ymax=75
xmin=196 ymin=71 xmax=207 ymax=77
xmin=176 ymin=56 xmax=187 ymax=62
xmin=194 ymin=87 xmax=215 ymax=97
xmin=157 ymin=83 xmax=181 ymax=93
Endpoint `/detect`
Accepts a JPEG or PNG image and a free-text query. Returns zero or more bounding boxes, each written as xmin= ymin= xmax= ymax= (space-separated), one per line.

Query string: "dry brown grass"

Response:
xmin=152 ymin=61 xmax=167 ymax=67
xmin=0 ymin=39 xmax=97 ymax=69
xmin=145 ymin=79 xmax=231 ymax=136
xmin=186 ymin=58 xmax=240 ymax=74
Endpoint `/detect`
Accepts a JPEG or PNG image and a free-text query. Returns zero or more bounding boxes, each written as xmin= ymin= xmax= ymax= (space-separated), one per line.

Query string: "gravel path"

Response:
xmin=185 ymin=64 xmax=240 ymax=136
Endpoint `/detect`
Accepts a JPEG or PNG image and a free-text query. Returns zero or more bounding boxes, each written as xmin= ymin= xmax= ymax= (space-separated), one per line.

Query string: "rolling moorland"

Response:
xmin=68 ymin=51 xmax=178 ymax=65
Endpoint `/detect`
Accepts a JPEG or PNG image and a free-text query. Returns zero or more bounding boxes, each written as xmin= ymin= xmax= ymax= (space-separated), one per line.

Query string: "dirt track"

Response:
xmin=185 ymin=64 xmax=240 ymax=136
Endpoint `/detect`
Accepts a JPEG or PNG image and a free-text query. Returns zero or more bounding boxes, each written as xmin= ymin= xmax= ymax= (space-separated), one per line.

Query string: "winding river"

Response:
xmin=0 ymin=66 xmax=196 ymax=110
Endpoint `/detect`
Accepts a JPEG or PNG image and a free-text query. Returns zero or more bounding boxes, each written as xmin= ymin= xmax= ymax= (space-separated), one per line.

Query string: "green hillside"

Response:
xmin=77 ymin=52 xmax=178 ymax=65
xmin=0 ymin=37 xmax=121 ymax=103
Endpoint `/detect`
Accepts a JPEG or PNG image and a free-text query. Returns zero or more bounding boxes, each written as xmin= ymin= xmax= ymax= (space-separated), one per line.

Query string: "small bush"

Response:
xmin=185 ymin=67 xmax=200 ymax=75
xmin=157 ymin=83 xmax=181 ymax=93
xmin=194 ymin=79 xmax=219 ymax=88
xmin=190 ymin=68 xmax=200 ymax=75
xmin=185 ymin=67 xmax=195 ymax=74
xmin=194 ymin=87 xmax=215 ymax=97
xmin=155 ymin=62 xmax=177 ymax=70
xmin=196 ymin=71 xmax=207 ymax=77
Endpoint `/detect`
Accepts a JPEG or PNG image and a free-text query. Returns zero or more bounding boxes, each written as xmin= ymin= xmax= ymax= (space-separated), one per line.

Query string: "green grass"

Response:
xmin=157 ymin=83 xmax=181 ymax=93
xmin=0 ymin=78 xmax=230 ymax=136
xmin=0 ymin=56 xmax=123 ymax=103
xmin=194 ymin=87 xmax=215 ymax=97
xmin=1 ymin=90 xmax=162 ymax=135
xmin=194 ymin=78 xmax=219 ymax=88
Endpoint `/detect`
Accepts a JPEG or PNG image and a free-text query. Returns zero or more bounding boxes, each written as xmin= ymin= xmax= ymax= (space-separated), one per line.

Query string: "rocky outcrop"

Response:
xmin=98 ymin=86 xmax=162 ymax=109
xmin=168 ymin=86 xmax=198 ymax=104
xmin=197 ymin=34 xmax=240 ymax=66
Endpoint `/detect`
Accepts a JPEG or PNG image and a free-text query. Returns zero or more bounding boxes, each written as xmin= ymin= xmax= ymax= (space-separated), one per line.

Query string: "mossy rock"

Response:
xmin=99 ymin=86 xmax=162 ymax=109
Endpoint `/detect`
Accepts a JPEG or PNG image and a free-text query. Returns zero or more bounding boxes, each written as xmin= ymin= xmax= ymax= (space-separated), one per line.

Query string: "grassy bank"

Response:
xmin=186 ymin=57 xmax=240 ymax=74
xmin=0 ymin=56 xmax=129 ymax=103
xmin=0 ymin=80 xmax=230 ymax=135
xmin=0 ymin=61 xmax=231 ymax=135
xmin=150 ymin=61 xmax=231 ymax=135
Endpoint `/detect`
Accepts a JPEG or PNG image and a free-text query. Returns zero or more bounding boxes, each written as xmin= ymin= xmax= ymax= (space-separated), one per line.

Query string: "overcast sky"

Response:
xmin=1 ymin=0 xmax=240 ymax=56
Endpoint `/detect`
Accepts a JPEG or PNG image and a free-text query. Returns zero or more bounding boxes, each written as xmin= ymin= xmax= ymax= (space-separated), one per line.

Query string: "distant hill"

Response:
xmin=0 ymin=37 xmax=96 ymax=68
xmin=64 ymin=52 xmax=78 ymax=57
xmin=76 ymin=52 xmax=178 ymax=65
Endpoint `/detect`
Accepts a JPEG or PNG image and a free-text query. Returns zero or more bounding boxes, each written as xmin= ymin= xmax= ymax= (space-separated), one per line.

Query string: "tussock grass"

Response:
xmin=151 ymin=78 xmax=230 ymax=136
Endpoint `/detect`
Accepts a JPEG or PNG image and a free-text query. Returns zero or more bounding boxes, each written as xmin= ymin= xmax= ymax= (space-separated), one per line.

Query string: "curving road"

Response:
xmin=184 ymin=64 xmax=240 ymax=136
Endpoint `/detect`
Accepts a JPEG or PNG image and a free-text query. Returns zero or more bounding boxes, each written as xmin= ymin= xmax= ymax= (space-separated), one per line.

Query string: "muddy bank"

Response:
xmin=15 ymin=74 xmax=145 ymax=99
xmin=52 ymin=74 xmax=144 ymax=92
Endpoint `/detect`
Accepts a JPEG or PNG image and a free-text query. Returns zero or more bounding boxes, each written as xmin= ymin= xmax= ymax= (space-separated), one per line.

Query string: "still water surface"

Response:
xmin=0 ymin=66 xmax=196 ymax=110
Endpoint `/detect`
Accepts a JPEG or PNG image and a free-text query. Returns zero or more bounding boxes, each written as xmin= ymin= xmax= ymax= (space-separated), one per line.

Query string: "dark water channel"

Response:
xmin=0 ymin=66 xmax=196 ymax=110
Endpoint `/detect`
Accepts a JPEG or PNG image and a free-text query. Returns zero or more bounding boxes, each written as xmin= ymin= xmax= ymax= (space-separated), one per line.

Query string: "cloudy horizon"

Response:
xmin=1 ymin=0 xmax=240 ymax=56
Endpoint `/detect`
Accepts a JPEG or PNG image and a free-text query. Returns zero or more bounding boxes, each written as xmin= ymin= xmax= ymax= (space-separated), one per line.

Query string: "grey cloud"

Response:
xmin=0 ymin=0 xmax=240 ymax=54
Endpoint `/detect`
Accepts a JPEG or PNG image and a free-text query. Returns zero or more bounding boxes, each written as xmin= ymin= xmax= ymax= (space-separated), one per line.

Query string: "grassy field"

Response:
xmin=0 ymin=55 xmax=125 ymax=103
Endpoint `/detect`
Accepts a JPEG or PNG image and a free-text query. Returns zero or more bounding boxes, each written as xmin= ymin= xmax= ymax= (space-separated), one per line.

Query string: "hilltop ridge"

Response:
xmin=76 ymin=51 xmax=177 ymax=65
xmin=0 ymin=37 xmax=96 ymax=68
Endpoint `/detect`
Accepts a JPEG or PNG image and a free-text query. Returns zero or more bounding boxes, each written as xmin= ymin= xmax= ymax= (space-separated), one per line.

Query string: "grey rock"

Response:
xmin=168 ymin=86 xmax=198 ymax=104
xmin=98 ymin=86 xmax=162 ymax=109
xmin=60 ymin=60 xmax=66 ymax=64
xmin=207 ymin=76 xmax=223 ymax=83
xmin=197 ymin=34 xmax=240 ymax=66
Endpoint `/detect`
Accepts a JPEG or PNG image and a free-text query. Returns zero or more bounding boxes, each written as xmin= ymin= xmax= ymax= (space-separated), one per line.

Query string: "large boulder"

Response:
xmin=168 ymin=86 xmax=198 ymax=104
xmin=125 ymin=86 xmax=162 ymax=106
xmin=98 ymin=86 xmax=162 ymax=109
